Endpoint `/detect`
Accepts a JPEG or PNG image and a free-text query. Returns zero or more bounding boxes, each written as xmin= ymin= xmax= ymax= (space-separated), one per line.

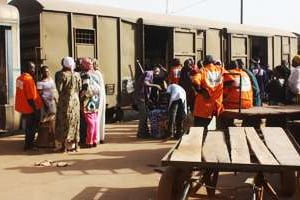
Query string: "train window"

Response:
xmin=75 ymin=29 xmax=95 ymax=44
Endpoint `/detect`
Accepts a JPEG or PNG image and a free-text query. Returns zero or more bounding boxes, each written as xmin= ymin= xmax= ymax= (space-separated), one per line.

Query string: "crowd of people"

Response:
xmin=14 ymin=53 xmax=300 ymax=151
xmin=15 ymin=57 xmax=106 ymax=152
xmin=135 ymin=54 xmax=300 ymax=139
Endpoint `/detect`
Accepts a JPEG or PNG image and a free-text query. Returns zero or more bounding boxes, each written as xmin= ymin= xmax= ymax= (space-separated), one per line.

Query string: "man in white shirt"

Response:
xmin=166 ymin=84 xmax=187 ymax=139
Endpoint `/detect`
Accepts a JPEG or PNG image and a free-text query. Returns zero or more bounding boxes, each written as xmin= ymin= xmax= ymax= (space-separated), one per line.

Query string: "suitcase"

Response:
xmin=148 ymin=109 xmax=168 ymax=139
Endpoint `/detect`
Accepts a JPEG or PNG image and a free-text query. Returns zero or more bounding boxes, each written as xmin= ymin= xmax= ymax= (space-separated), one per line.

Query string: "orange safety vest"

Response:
xmin=168 ymin=65 xmax=182 ymax=84
xmin=223 ymin=68 xmax=253 ymax=109
xmin=15 ymin=73 xmax=43 ymax=114
xmin=192 ymin=64 xmax=224 ymax=118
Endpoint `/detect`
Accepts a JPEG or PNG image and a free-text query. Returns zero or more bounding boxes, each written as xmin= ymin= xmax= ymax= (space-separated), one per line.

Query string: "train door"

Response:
xmin=230 ymin=34 xmax=249 ymax=67
xmin=143 ymin=25 xmax=170 ymax=69
xmin=171 ymin=28 xmax=197 ymax=65
xmin=0 ymin=25 xmax=14 ymax=130
xmin=119 ymin=20 xmax=136 ymax=107
xmin=0 ymin=26 xmax=8 ymax=106
xmin=250 ymin=36 xmax=268 ymax=67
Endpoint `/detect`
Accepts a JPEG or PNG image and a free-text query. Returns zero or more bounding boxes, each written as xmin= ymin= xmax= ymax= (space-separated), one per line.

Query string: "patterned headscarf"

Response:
xmin=81 ymin=57 xmax=93 ymax=71
xmin=292 ymin=55 xmax=300 ymax=67
xmin=63 ymin=56 xmax=75 ymax=70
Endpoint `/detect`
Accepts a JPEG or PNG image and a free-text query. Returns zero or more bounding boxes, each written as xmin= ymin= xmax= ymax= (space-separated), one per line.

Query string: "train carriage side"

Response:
xmin=224 ymin=25 xmax=297 ymax=68
xmin=10 ymin=0 xmax=126 ymax=120
xmin=0 ymin=4 xmax=20 ymax=130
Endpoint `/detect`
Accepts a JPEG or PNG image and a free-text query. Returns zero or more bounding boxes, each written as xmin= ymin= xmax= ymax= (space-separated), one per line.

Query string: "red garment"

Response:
xmin=223 ymin=68 xmax=253 ymax=109
xmin=192 ymin=64 xmax=225 ymax=118
xmin=15 ymin=73 xmax=43 ymax=114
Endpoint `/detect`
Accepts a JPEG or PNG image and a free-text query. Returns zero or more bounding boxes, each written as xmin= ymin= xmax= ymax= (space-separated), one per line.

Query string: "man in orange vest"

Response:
xmin=15 ymin=61 xmax=43 ymax=151
xmin=223 ymin=60 xmax=253 ymax=109
xmin=192 ymin=55 xmax=225 ymax=128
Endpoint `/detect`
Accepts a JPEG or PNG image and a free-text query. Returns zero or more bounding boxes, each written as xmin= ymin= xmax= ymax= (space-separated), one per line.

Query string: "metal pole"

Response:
xmin=240 ymin=0 xmax=243 ymax=24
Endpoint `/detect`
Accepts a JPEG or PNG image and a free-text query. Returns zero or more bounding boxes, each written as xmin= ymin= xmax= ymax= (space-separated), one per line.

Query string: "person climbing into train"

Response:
xmin=192 ymin=55 xmax=225 ymax=129
xmin=168 ymin=58 xmax=182 ymax=84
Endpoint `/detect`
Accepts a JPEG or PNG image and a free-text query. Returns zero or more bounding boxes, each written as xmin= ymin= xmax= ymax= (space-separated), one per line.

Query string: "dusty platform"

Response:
xmin=0 ymin=121 xmax=299 ymax=199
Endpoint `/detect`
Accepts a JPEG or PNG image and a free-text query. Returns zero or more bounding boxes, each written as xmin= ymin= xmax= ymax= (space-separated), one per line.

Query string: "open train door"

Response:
xmin=229 ymin=33 xmax=250 ymax=67
xmin=170 ymin=27 xmax=197 ymax=66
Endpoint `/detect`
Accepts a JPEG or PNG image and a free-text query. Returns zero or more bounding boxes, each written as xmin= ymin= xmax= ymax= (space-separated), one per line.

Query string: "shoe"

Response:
xmin=92 ymin=143 xmax=97 ymax=147
xmin=100 ymin=140 xmax=105 ymax=144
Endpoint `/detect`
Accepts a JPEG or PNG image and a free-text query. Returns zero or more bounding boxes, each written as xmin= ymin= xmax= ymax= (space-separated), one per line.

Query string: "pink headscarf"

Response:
xmin=81 ymin=57 xmax=93 ymax=71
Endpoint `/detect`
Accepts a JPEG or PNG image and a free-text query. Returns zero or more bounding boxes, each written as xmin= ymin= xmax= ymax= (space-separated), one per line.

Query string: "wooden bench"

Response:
xmin=159 ymin=126 xmax=300 ymax=200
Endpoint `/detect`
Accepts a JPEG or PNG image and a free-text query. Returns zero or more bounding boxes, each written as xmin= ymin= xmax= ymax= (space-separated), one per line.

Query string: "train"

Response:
xmin=1 ymin=0 xmax=299 ymax=129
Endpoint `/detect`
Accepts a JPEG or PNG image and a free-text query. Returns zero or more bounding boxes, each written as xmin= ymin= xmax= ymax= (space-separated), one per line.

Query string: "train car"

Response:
xmin=0 ymin=3 xmax=20 ymax=130
xmin=10 ymin=0 xmax=298 ymax=120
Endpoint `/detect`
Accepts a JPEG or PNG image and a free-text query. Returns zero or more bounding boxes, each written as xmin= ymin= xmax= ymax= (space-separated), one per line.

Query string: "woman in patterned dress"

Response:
xmin=54 ymin=57 xmax=82 ymax=152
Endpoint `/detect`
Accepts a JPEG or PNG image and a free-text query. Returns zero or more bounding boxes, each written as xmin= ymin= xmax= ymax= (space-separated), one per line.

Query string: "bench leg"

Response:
xmin=203 ymin=170 xmax=219 ymax=197
xmin=253 ymin=172 xmax=279 ymax=200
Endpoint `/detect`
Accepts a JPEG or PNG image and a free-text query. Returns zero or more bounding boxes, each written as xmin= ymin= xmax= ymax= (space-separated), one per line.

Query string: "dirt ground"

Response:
xmin=0 ymin=120 xmax=299 ymax=200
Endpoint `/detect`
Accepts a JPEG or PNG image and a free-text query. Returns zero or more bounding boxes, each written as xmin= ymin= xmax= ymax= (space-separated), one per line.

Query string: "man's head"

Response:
xmin=203 ymin=55 xmax=214 ymax=65
xmin=184 ymin=58 xmax=192 ymax=69
xmin=226 ymin=60 xmax=239 ymax=70
xmin=292 ymin=55 xmax=300 ymax=68
xmin=22 ymin=61 xmax=35 ymax=76
xmin=153 ymin=66 xmax=161 ymax=77
xmin=172 ymin=58 xmax=181 ymax=67
xmin=41 ymin=65 xmax=50 ymax=78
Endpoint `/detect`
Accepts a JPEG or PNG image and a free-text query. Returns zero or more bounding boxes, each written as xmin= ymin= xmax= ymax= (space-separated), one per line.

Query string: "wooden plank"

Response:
xmin=229 ymin=127 xmax=251 ymax=164
xmin=261 ymin=127 xmax=300 ymax=166
xmin=170 ymin=127 xmax=204 ymax=162
xmin=202 ymin=131 xmax=230 ymax=163
xmin=244 ymin=127 xmax=278 ymax=165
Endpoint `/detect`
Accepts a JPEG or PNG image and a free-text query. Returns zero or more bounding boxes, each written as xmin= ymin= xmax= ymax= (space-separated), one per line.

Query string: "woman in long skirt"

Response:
xmin=54 ymin=57 xmax=81 ymax=152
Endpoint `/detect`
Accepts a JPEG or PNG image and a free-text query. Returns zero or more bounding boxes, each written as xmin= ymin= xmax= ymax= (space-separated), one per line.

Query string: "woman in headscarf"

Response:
xmin=54 ymin=57 xmax=82 ymax=152
xmin=92 ymin=59 xmax=106 ymax=144
xmin=80 ymin=57 xmax=101 ymax=148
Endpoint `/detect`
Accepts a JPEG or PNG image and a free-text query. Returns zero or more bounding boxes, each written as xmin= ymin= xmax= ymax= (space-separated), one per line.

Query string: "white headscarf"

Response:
xmin=63 ymin=56 xmax=75 ymax=71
